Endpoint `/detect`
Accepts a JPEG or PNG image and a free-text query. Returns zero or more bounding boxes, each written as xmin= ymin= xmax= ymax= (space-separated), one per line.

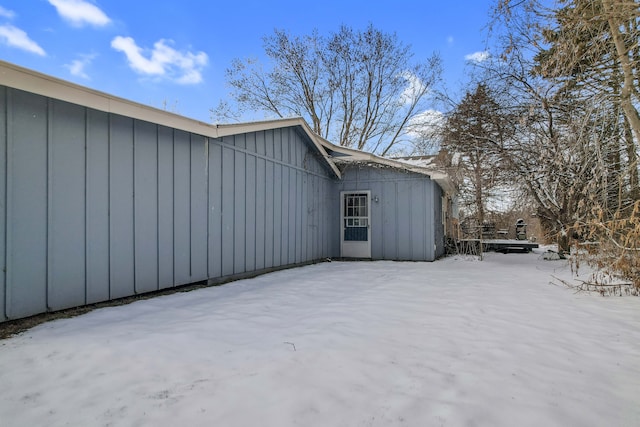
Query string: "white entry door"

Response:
xmin=340 ymin=191 xmax=371 ymax=258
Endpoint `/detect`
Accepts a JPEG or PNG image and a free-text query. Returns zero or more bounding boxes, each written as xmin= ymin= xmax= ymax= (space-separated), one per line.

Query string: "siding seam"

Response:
xmin=171 ymin=128 xmax=176 ymax=286
xmin=132 ymin=120 xmax=137 ymax=293
xmin=205 ymin=137 xmax=210 ymax=279
xmin=2 ymin=88 xmax=8 ymax=319
xmin=83 ymin=107 xmax=88 ymax=304
xmin=107 ymin=114 xmax=111 ymax=299
xmin=156 ymin=124 xmax=160 ymax=290
xmin=189 ymin=134 xmax=192 ymax=278
xmin=46 ymin=98 xmax=52 ymax=311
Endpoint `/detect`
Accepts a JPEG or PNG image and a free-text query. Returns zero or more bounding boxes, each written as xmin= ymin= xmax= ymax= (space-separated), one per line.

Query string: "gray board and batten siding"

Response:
xmin=0 ymin=85 xmax=337 ymax=321
xmin=335 ymin=165 xmax=445 ymax=262
xmin=0 ymin=61 xmax=453 ymax=322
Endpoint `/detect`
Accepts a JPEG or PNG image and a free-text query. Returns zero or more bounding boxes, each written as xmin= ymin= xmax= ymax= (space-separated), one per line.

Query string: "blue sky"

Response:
xmin=0 ymin=0 xmax=494 ymax=123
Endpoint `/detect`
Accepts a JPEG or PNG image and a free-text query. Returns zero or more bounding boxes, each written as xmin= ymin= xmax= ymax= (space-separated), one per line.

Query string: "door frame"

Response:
xmin=340 ymin=190 xmax=372 ymax=258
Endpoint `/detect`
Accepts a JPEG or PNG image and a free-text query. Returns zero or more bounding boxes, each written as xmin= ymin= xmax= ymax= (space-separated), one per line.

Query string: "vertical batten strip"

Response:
xmin=4 ymin=89 xmax=10 ymax=318
xmin=132 ymin=120 xmax=137 ymax=293
xmin=188 ymin=134 xmax=192 ymax=278
xmin=205 ymin=138 xmax=210 ymax=279
xmin=424 ymin=184 xmax=429 ymax=260
xmin=46 ymin=98 xmax=52 ymax=311
xmin=107 ymin=113 xmax=111 ymax=299
xmin=172 ymin=128 xmax=175 ymax=286
xmin=0 ymin=87 xmax=6 ymax=320
xmin=156 ymin=125 xmax=160 ymax=290
xmin=4 ymin=89 xmax=11 ymax=318
xmin=83 ymin=107 xmax=88 ymax=304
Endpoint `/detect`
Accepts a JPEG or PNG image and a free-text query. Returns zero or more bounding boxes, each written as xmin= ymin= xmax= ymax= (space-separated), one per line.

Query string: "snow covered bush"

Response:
xmin=571 ymin=200 xmax=640 ymax=295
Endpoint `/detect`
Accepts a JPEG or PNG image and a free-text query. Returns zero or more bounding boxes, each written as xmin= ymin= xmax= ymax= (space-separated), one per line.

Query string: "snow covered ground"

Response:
xmin=1 ymin=250 xmax=639 ymax=427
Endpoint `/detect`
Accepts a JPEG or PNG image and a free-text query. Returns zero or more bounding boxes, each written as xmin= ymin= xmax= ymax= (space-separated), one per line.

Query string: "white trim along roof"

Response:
xmin=0 ymin=60 xmax=341 ymax=179
xmin=318 ymin=141 xmax=456 ymax=194
xmin=0 ymin=60 xmax=455 ymax=193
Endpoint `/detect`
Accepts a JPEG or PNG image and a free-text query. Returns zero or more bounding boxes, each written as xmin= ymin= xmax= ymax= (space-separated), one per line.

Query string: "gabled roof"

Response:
xmin=0 ymin=61 xmax=341 ymax=179
xmin=318 ymin=140 xmax=456 ymax=194
xmin=1 ymin=60 xmax=457 ymax=191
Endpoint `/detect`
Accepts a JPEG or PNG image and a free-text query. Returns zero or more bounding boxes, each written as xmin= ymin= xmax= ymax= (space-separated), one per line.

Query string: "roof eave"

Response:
xmin=0 ymin=60 xmax=341 ymax=179
xmin=320 ymin=139 xmax=455 ymax=194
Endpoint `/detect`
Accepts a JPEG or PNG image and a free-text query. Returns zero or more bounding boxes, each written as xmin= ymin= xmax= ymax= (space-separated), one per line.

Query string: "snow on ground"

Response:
xmin=1 ymin=250 xmax=639 ymax=427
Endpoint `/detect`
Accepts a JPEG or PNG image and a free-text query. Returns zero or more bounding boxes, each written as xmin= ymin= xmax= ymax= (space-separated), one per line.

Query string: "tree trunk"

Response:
xmin=557 ymin=231 xmax=570 ymax=255
xmin=623 ymin=116 xmax=639 ymax=200
xmin=603 ymin=0 xmax=640 ymax=154
xmin=474 ymin=162 xmax=485 ymax=226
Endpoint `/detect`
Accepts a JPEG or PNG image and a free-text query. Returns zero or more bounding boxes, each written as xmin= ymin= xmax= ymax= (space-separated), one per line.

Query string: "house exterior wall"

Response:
xmin=0 ymin=86 xmax=335 ymax=321
xmin=333 ymin=164 xmax=443 ymax=261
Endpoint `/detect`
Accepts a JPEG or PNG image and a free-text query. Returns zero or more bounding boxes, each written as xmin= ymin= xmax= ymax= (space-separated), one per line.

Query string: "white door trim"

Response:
xmin=340 ymin=190 xmax=372 ymax=258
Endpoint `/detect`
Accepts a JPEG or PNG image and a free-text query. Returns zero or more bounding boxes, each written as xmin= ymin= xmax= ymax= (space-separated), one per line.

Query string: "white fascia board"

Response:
xmin=0 ymin=60 xmax=214 ymax=135
xmin=0 ymin=60 xmax=341 ymax=179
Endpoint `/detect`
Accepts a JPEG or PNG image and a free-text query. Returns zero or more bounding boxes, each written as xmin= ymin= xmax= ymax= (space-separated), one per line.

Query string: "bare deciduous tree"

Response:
xmin=532 ymin=0 xmax=640 ymax=196
xmin=485 ymin=0 xmax=640 ymax=285
xmin=213 ymin=24 xmax=442 ymax=156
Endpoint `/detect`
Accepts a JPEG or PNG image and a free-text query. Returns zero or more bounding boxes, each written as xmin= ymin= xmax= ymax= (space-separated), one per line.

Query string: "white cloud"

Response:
xmin=464 ymin=51 xmax=490 ymax=63
xmin=408 ymin=109 xmax=444 ymax=135
xmin=407 ymin=109 xmax=445 ymax=149
xmin=399 ymin=71 xmax=428 ymax=106
xmin=111 ymin=36 xmax=208 ymax=84
xmin=66 ymin=53 xmax=96 ymax=79
xmin=0 ymin=6 xmax=16 ymax=19
xmin=111 ymin=36 xmax=163 ymax=75
xmin=447 ymin=36 xmax=454 ymax=45
xmin=48 ymin=0 xmax=111 ymax=28
xmin=0 ymin=24 xmax=46 ymax=56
